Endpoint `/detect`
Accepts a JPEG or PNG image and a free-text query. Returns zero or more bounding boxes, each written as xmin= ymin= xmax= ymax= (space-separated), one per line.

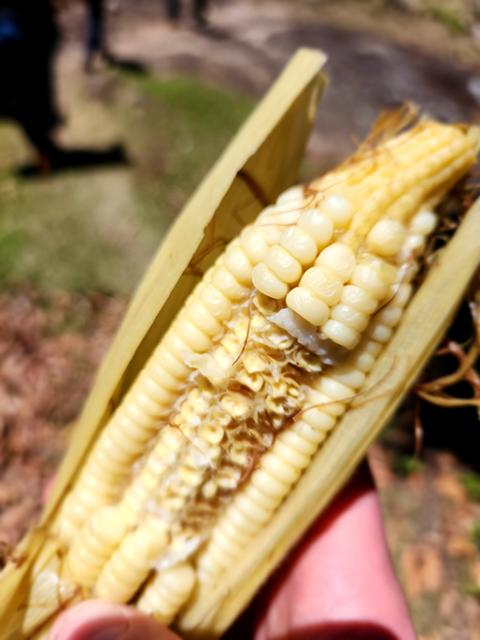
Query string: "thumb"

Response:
xmin=48 ymin=600 xmax=181 ymax=640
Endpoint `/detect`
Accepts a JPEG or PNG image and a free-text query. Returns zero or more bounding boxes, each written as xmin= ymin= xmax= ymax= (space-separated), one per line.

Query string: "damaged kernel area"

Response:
xmin=62 ymin=296 xmax=322 ymax=608
xmin=23 ymin=115 xmax=478 ymax=635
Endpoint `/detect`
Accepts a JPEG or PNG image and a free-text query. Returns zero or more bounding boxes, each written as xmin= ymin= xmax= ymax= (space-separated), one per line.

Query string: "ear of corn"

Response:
xmin=1 ymin=47 xmax=480 ymax=640
xmin=30 ymin=116 xmax=480 ymax=636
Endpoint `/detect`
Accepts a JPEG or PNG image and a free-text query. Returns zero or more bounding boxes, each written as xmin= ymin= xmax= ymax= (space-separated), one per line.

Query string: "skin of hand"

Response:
xmin=48 ymin=464 xmax=416 ymax=640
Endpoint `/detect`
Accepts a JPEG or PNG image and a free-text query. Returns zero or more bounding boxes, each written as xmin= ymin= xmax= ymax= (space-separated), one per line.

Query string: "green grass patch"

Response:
xmin=0 ymin=228 xmax=28 ymax=280
xmin=428 ymin=6 xmax=468 ymax=34
xmin=120 ymin=72 xmax=253 ymax=232
xmin=392 ymin=453 xmax=424 ymax=477
xmin=0 ymin=71 xmax=253 ymax=294
xmin=461 ymin=471 xmax=480 ymax=502
xmin=471 ymin=519 xmax=480 ymax=550
xmin=464 ymin=583 xmax=480 ymax=599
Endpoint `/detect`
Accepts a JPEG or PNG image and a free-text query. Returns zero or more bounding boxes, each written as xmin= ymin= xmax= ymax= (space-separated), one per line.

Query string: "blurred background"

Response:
xmin=1 ymin=1 xmax=480 ymax=638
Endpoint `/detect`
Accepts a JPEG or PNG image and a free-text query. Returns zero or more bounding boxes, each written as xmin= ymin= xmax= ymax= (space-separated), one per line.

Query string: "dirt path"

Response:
xmin=92 ymin=0 xmax=480 ymax=163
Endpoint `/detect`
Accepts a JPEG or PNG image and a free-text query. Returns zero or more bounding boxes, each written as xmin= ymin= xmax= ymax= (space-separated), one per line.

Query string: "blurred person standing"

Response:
xmin=165 ymin=0 xmax=209 ymax=29
xmin=85 ymin=0 xmax=111 ymax=72
xmin=0 ymin=0 xmax=61 ymax=170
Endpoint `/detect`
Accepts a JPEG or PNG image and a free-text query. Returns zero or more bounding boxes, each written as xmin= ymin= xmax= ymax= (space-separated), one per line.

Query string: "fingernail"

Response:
xmin=89 ymin=621 xmax=129 ymax=640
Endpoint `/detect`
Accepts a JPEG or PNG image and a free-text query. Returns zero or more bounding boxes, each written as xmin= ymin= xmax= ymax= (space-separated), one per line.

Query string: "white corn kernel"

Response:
xmin=137 ymin=563 xmax=196 ymax=624
xmin=307 ymin=389 xmax=348 ymax=416
xmin=235 ymin=494 xmax=273 ymax=523
xmin=147 ymin=364 xmax=182 ymax=392
xmin=351 ymin=261 xmax=396 ymax=300
xmin=299 ymin=209 xmax=334 ymax=247
xmin=186 ymin=299 xmax=223 ymax=337
xmin=299 ymin=266 xmax=343 ymax=306
xmin=317 ymin=376 xmax=353 ymax=401
xmin=368 ymin=324 xmax=393 ymax=343
xmin=341 ymin=285 xmax=378 ymax=314
xmin=330 ymin=366 xmax=366 ymax=389
xmin=273 ymin=439 xmax=311 ymax=470
xmin=399 ymin=234 xmax=426 ymax=259
xmin=286 ymin=287 xmax=329 ymax=326
xmin=211 ymin=266 xmax=249 ymax=300
xmin=322 ymin=319 xmax=361 ymax=349
xmin=292 ymin=420 xmax=328 ymax=445
xmin=366 ymin=219 xmax=406 ymax=256
xmin=214 ymin=527 xmax=247 ymax=556
xmin=392 ymin=283 xmax=411 ymax=307
xmin=265 ymin=245 xmax=302 ymax=284
xmin=276 ymin=185 xmax=304 ymax=205
xmin=94 ymin=520 xmax=168 ymax=603
xmin=277 ymin=429 xmax=318 ymax=456
xmin=225 ymin=504 xmax=263 ymax=534
xmin=252 ymin=263 xmax=289 ymax=299
xmin=223 ymin=244 xmax=253 ymax=285
xmin=301 ymin=404 xmax=339 ymax=428
xmin=351 ymin=350 xmax=376 ymax=373
xmin=220 ymin=518 xmax=258 ymax=545
xmin=374 ymin=306 xmax=403 ymax=327
xmin=153 ymin=345 xmax=190 ymax=380
xmin=330 ymin=304 xmax=369 ymax=332
xmin=320 ymin=194 xmax=353 ymax=227
xmin=280 ymin=227 xmax=317 ymax=265
xmin=162 ymin=331 xmax=192 ymax=361
xmin=199 ymin=284 xmax=232 ymax=321
xmin=240 ymin=227 xmax=270 ymax=263
xmin=243 ymin=483 xmax=279 ymax=511
xmin=261 ymin=452 xmax=299 ymax=484
xmin=315 ymin=243 xmax=356 ymax=282
xmin=175 ymin=317 xmax=211 ymax=352
xmin=364 ymin=339 xmax=383 ymax=356
xmin=409 ymin=209 xmax=437 ymax=235
xmin=250 ymin=468 xmax=290 ymax=498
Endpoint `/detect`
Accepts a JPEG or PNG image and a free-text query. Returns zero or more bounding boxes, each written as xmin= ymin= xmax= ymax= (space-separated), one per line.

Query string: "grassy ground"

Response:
xmin=0 ymin=68 xmax=253 ymax=294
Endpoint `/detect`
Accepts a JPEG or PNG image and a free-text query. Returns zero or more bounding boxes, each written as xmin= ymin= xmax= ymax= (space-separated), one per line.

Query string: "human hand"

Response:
xmin=49 ymin=464 xmax=416 ymax=640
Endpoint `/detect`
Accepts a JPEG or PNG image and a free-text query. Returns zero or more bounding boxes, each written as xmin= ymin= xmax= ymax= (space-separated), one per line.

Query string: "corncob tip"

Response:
xmin=251 ymin=116 xmax=477 ymax=356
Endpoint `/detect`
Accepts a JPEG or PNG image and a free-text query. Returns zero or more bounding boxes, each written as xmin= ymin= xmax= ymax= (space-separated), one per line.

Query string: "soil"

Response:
xmin=0 ymin=289 xmax=126 ymax=552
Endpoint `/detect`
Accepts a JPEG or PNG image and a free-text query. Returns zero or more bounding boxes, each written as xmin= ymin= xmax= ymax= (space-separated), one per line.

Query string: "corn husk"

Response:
xmin=0 ymin=48 xmax=327 ymax=639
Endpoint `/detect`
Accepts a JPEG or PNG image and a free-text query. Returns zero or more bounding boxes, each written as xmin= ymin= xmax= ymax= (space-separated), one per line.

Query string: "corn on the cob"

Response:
xmin=13 ymin=116 xmax=478 ymax=635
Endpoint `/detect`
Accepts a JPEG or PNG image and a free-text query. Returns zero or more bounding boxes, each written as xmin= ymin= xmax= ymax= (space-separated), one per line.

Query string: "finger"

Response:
xmin=48 ymin=600 xmax=181 ymax=640
xmin=253 ymin=463 xmax=416 ymax=640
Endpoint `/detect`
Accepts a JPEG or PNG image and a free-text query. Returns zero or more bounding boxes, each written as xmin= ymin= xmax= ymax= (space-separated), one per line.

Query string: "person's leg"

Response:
xmin=17 ymin=54 xmax=61 ymax=170
xmin=165 ymin=0 xmax=181 ymax=23
xmin=193 ymin=0 xmax=208 ymax=27
xmin=85 ymin=0 xmax=105 ymax=71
